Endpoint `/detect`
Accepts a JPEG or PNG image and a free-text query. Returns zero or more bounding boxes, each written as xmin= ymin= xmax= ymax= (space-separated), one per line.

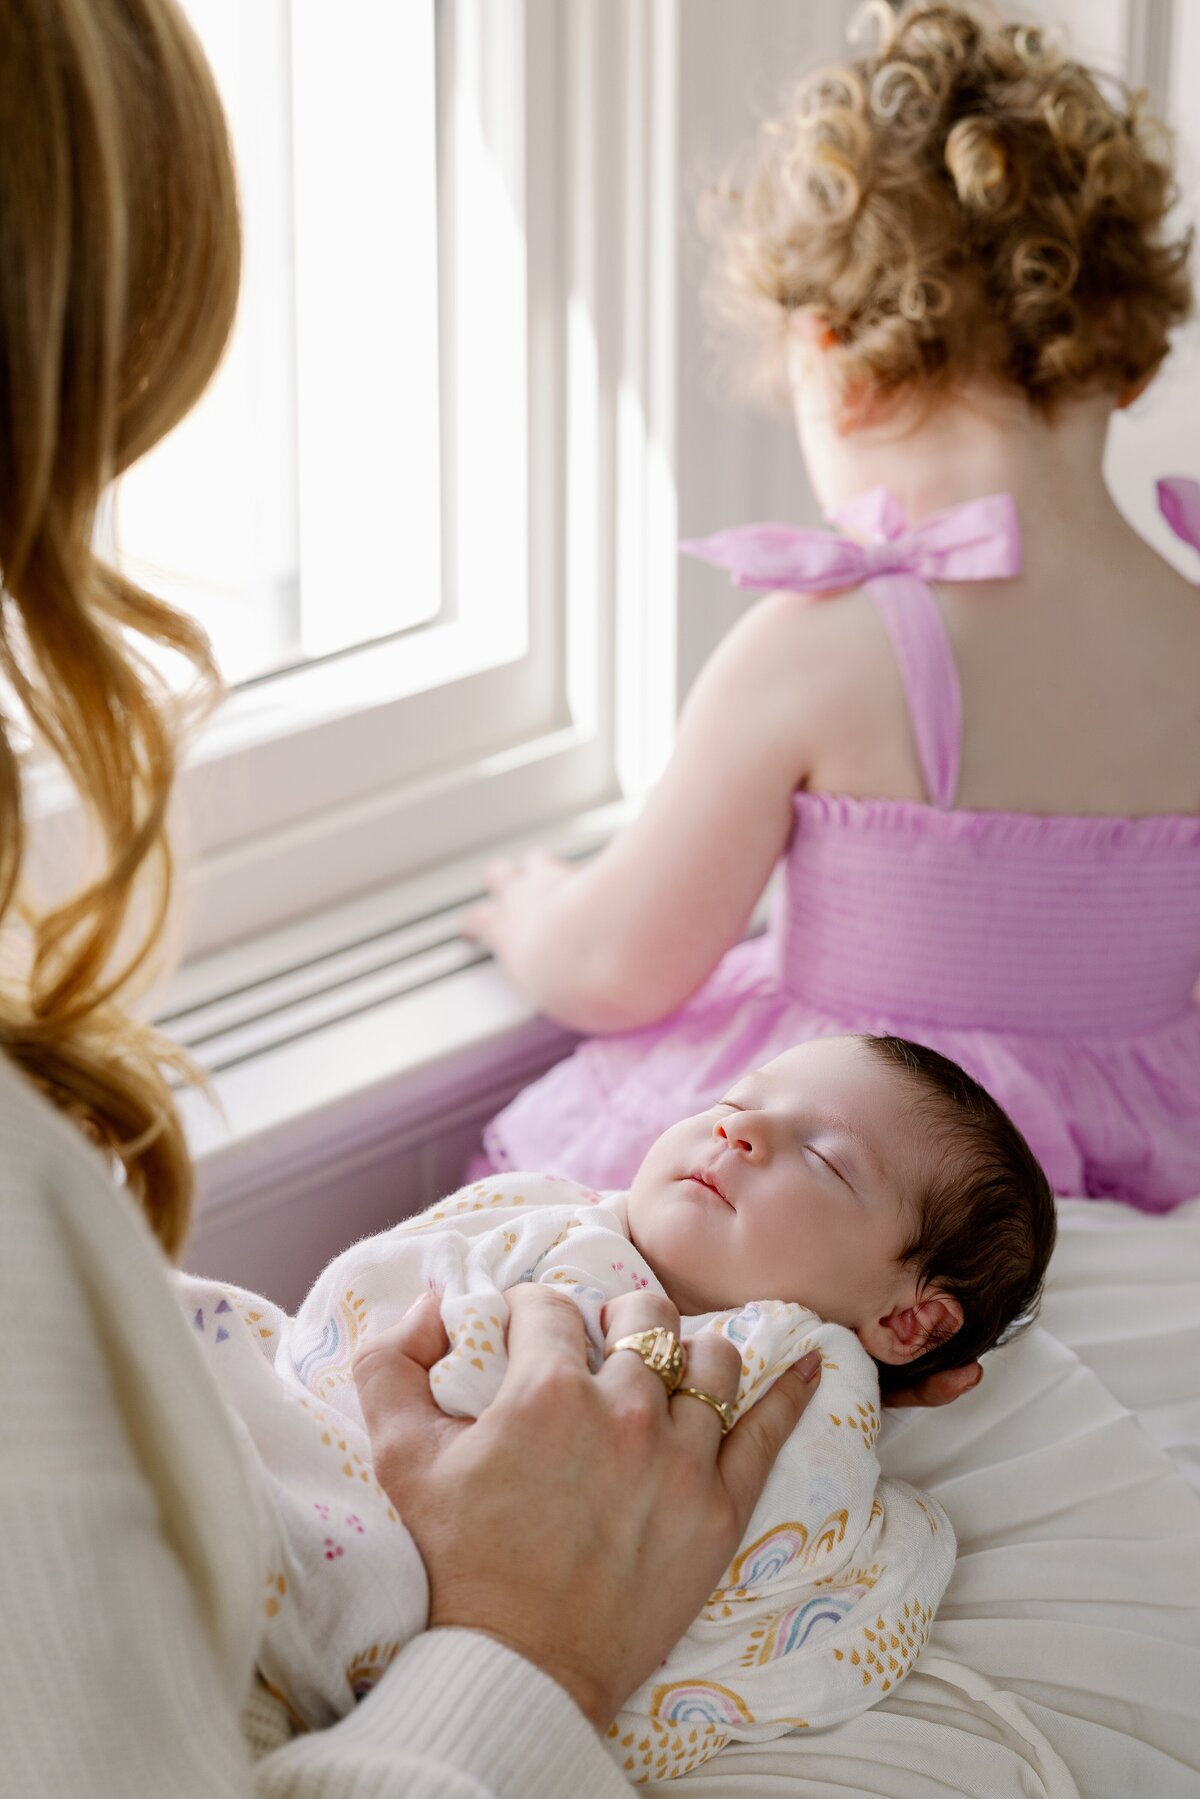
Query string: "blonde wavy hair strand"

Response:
xmin=0 ymin=0 xmax=241 ymax=1256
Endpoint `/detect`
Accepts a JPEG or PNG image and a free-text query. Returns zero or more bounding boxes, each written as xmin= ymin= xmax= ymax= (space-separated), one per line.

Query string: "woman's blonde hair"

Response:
xmin=708 ymin=1 xmax=1193 ymax=410
xmin=0 ymin=0 xmax=240 ymax=1256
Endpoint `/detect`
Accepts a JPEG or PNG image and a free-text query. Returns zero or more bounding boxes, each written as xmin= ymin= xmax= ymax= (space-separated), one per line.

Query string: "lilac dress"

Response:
xmin=482 ymin=482 xmax=1200 ymax=1212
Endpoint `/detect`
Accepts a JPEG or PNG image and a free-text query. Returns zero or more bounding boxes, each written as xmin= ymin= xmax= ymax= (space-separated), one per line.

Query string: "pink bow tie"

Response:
xmin=1158 ymin=477 xmax=1200 ymax=557
xmin=680 ymin=488 xmax=1021 ymax=592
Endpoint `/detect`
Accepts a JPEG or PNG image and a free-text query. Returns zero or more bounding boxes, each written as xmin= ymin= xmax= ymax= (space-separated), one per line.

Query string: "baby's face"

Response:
xmin=626 ymin=1037 xmax=922 ymax=1334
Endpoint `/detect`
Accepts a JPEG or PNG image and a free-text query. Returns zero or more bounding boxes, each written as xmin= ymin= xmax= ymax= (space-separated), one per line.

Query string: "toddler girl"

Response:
xmin=464 ymin=2 xmax=1200 ymax=1211
xmin=181 ymin=1034 xmax=1054 ymax=1781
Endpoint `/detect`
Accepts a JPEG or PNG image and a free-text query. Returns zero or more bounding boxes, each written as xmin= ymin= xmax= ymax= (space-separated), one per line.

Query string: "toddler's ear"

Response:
xmin=1117 ymin=371 xmax=1153 ymax=409
xmin=790 ymin=309 xmax=839 ymax=353
xmin=857 ymin=1289 xmax=964 ymax=1366
xmin=787 ymin=310 xmax=837 ymax=388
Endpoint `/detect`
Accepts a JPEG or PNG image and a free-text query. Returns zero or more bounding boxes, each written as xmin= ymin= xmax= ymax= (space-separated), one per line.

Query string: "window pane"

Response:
xmin=292 ymin=1 xmax=442 ymax=658
xmin=112 ymin=0 xmax=442 ymax=686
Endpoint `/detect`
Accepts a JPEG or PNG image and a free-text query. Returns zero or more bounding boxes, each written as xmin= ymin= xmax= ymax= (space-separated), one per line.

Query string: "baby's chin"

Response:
xmin=625 ymin=1224 xmax=718 ymax=1317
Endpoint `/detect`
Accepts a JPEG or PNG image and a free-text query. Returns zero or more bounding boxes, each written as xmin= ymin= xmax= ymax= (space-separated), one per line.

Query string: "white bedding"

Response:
xmin=663 ymin=1199 xmax=1200 ymax=1799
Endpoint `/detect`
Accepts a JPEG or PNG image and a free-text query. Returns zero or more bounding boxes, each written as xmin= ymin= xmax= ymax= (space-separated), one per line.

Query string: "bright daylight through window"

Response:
xmin=114 ymin=0 xmax=442 ymax=682
xmin=62 ymin=0 xmax=642 ymax=978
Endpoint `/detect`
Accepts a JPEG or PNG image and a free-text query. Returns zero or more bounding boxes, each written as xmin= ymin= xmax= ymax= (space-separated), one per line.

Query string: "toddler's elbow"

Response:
xmin=538 ymin=982 xmax=650 ymax=1035
xmin=540 ymin=944 xmax=692 ymax=1034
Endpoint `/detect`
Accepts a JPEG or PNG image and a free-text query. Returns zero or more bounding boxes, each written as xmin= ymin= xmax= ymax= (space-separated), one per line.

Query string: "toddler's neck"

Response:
xmin=814 ymin=384 xmax=1121 ymax=545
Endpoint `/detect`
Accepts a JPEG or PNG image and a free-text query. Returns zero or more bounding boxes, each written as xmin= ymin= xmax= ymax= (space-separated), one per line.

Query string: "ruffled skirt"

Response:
xmin=482 ymin=937 xmax=1200 ymax=1211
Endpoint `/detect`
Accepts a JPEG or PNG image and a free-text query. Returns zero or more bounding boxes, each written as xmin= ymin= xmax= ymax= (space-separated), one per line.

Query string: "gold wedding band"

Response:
xmin=673 ymin=1386 xmax=736 ymax=1435
xmin=608 ymin=1327 xmax=686 ymax=1394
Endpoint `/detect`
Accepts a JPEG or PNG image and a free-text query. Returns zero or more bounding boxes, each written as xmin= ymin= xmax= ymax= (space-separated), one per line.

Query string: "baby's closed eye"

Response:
xmin=804 ymin=1143 xmax=861 ymax=1198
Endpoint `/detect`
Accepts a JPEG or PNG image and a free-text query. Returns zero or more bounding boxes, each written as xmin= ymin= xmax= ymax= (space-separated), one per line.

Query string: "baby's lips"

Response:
xmin=687 ymin=1165 xmax=735 ymax=1208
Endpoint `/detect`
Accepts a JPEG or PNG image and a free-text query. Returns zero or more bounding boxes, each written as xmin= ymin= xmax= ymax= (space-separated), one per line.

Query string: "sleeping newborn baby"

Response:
xmin=180 ymin=1034 xmax=1054 ymax=1781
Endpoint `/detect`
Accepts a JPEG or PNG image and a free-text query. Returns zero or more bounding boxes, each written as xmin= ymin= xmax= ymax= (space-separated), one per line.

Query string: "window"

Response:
xmin=46 ymin=0 xmax=683 ymax=989
xmin=32 ymin=0 xmax=1196 ymax=1018
xmin=116 ymin=0 xmax=443 ymax=681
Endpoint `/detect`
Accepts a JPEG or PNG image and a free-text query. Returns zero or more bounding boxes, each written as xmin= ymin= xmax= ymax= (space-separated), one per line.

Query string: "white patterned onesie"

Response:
xmin=179 ymin=1172 xmax=955 ymax=1783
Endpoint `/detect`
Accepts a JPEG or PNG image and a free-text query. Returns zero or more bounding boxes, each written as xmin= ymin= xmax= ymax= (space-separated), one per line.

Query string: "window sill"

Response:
xmin=173 ymin=804 xmax=631 ymax=1255
xmin=175 ymin=801 xmax=769 ymax=1302
xmin=181 ymin=951 xmax=575 ymax=1231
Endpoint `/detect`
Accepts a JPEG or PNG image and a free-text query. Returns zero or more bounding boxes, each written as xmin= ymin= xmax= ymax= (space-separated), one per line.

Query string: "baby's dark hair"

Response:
xmin=861 ymin=1034 xmax=1056 ymax=1392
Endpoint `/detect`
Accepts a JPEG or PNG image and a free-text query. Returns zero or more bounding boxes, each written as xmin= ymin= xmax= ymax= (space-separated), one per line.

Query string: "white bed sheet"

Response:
xmin=663 ymin=1199 xmax=1200 ymax=1799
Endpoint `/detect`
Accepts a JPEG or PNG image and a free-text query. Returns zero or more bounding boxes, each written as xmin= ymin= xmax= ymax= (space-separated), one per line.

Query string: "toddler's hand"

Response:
xmin=461 ymin=850 xmax=575 ymax=967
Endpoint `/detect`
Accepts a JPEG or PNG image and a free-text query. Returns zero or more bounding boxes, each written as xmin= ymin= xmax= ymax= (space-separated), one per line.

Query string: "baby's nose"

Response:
xmin=714 ymin=1117 xmax=756 ymax=1155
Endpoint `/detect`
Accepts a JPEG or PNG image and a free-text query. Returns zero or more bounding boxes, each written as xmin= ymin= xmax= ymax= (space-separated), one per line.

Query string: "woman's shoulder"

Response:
xmin=0 ymin=1046 xmax=265 ymax=1651
xmin=0 ymin=1053 xmax=134 ymax=1272
xmin=0 ymin=1052 xmax=178 ymax=1284
xmin=0 ymin=1058 xmax=273 ymax=1431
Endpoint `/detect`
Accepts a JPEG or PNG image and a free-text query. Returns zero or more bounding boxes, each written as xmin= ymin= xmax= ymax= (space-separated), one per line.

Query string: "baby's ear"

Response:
xmin=858 ymin=1288 xmax=964 ymax=1366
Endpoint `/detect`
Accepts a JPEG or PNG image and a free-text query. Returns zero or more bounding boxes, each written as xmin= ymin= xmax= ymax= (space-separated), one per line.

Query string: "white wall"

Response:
xmin=675 ymin=1 xmax=855 ymax=699
xmin=674 ymin=0 xmax=1200 ymax=707
xmin=1104 ymin=0 xmax=1200 ymax=559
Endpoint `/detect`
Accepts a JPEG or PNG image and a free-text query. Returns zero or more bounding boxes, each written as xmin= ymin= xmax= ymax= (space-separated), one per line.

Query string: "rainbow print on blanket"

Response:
xmin=291 ymin=1289 xmax=367 ymax=1396
xmin=741 ymin=1588 xmax=871 ymax=1666
xmin=650 ymin=1679 xmax=754 ymax=1727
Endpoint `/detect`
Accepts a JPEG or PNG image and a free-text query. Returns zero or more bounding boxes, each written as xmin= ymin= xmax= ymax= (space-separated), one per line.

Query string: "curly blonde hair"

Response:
xmin=0 ymin=0 xmax=240 ymax=1257
xmin=709 ymin=1 xmax=1193 ymax=410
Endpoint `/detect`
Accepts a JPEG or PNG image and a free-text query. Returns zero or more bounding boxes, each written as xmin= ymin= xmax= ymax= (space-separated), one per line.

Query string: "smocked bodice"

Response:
xmin=775 ymin=792 xmax=1200 ymax=1037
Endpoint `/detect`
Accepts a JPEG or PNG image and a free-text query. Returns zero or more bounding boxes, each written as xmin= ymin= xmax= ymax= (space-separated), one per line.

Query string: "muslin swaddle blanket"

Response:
xmin=179 ymin=1172 xmax=954 ymax=1781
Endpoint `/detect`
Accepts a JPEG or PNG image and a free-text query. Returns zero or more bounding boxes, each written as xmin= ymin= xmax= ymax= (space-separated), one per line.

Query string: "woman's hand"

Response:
xmin=884 ymin=1360 xmax=983 ymax=1407
xmin=354 ymin=1284 xmax=821 ymax=1731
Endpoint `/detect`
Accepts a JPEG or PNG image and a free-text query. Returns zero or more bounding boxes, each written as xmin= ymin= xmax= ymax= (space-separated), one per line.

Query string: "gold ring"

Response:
xmin=674 ymin=1386 xmax=736 ymax=1435
xmin=608 ymin=1327 xmax=686 ymax=1394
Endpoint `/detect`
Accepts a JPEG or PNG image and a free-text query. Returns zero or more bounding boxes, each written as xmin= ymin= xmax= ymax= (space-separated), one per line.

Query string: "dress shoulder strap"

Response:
xmin=863 ymin=572 xmax=962 ymax=809
xmin=1158 ymin=477 xmax=1200 ymax=567
xmin=679 ymin=487 xmax=1020 ymax=812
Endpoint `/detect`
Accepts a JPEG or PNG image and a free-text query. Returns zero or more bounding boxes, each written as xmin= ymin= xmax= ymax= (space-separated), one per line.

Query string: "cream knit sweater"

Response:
xmin=0 ymin=1055 xmax=628 ymax=1797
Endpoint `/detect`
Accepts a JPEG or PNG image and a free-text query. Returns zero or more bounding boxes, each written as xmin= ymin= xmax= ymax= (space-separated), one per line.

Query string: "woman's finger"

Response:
xmin=668 ymin=1329 xmax=741 ymax=1452
xmin=353 ymin=1295 xmax=461 ymax=1486
xmin=719 ymin=1351 xmax=822 ymax=1528
xmin=598 ymin=1289 xmax=685 ymax=1406
xmin=600 ymin=1289 xmax=684 ymax=1347
xmin=500 ymin=1282 xmax=592 ymax=1393
xmin=885 ymin=1360 xmax=982 ymax=1408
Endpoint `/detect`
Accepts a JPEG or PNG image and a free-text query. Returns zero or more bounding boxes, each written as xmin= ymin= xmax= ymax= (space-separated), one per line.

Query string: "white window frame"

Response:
xmin=29 ymin=0 xmax=683 ymax=1000
xmin=171 ymin=0 xmax=685 ymax=974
